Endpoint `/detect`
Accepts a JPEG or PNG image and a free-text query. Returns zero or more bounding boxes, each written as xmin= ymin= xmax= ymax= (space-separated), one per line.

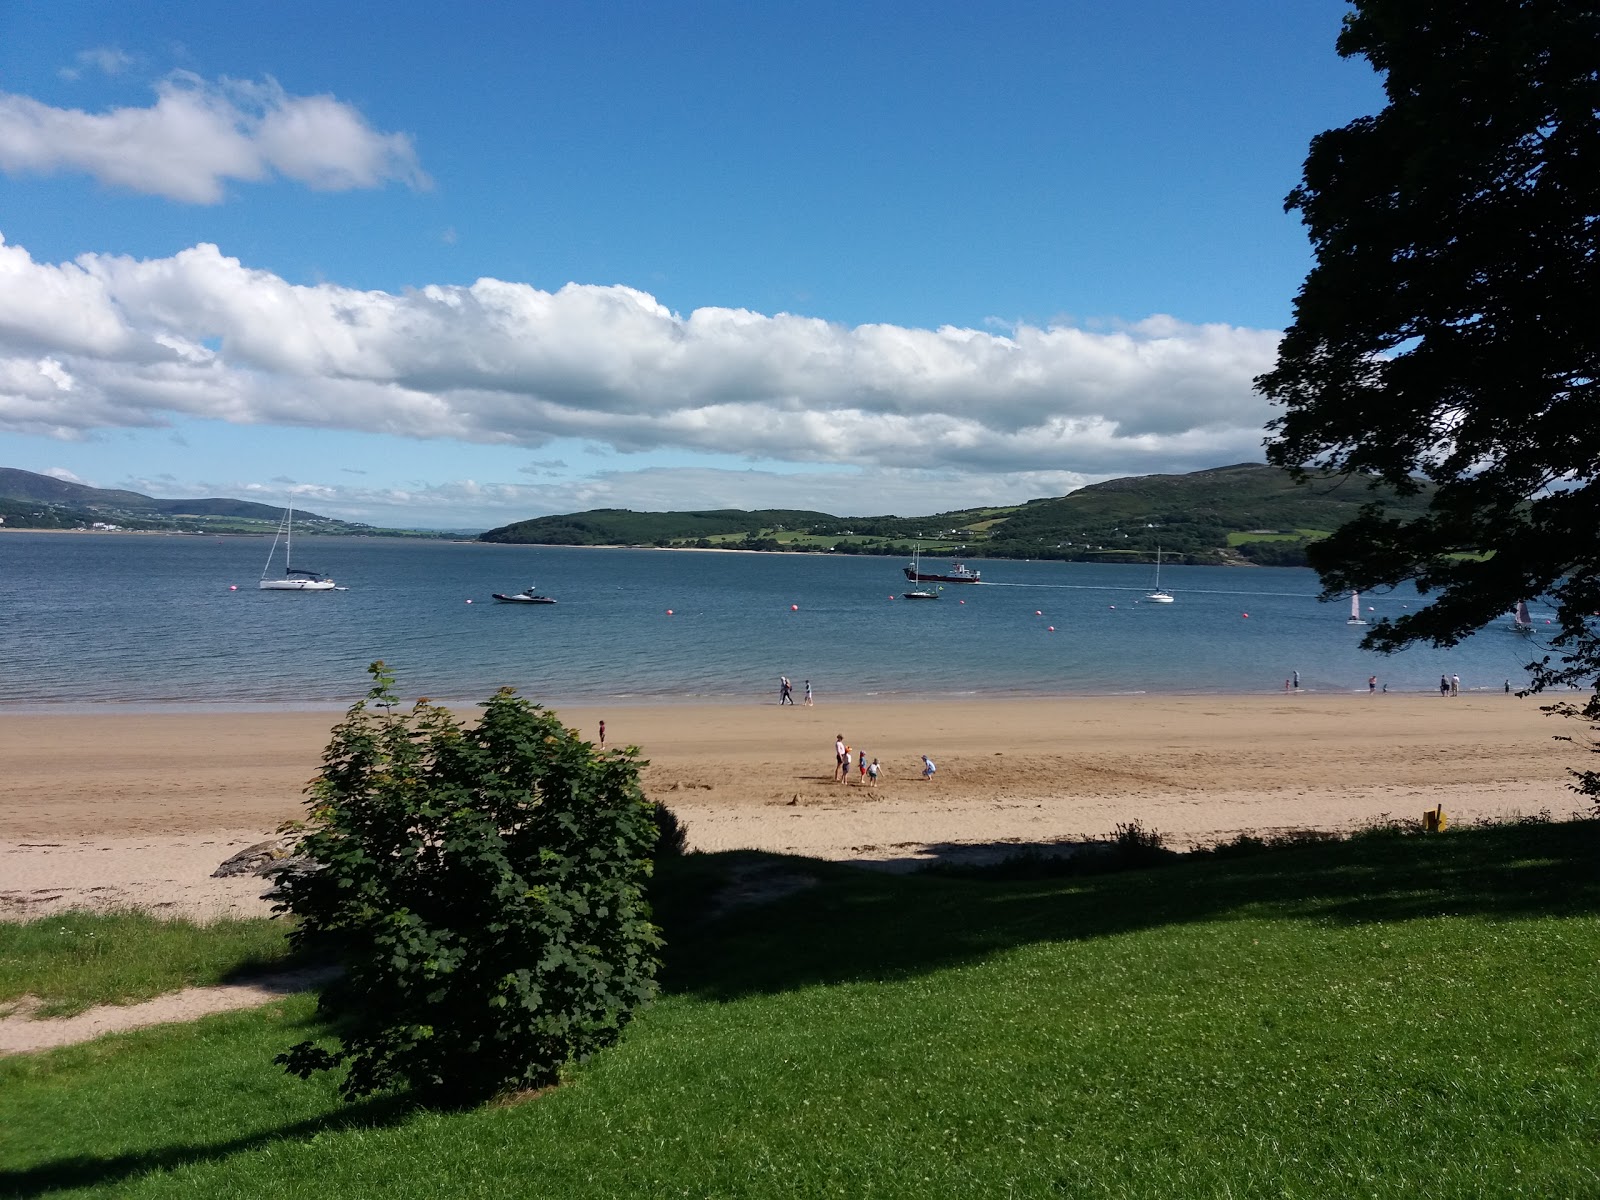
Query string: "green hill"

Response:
xmin=479 ymin=463 xmax=1434 ymax=565
xmin=0 ymin=467 xmax=376 ymax=534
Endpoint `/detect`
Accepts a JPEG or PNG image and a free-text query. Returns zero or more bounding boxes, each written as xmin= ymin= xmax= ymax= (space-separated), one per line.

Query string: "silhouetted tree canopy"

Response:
xmin=1260 ymin=1 xmax=1600 ymax=700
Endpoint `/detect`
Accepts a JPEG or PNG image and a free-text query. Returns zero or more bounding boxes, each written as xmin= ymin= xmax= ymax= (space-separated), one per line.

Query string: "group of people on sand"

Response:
xmin=778 ymin=676 xmax=813 ymax=706
xmin=833 ymin=734 xmax=880 ymax=786
xmin=831 ymin=734 xmax=936 ymax=786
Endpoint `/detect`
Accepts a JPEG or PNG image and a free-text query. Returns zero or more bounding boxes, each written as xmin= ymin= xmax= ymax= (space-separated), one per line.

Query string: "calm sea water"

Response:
xmin=0 ymin=532 xmax=1549 ymax=709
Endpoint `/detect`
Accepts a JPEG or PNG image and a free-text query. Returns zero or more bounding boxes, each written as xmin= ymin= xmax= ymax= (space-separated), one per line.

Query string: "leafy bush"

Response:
xmin=274 ymin=663 xmax=662 ymax=1105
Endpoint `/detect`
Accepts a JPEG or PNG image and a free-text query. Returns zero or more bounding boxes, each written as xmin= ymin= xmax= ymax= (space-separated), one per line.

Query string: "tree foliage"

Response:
xmin=1259 ymin=1 xmax=1600 ymax=706
xmin=274 ymin=663 xmax=662 ymax=1105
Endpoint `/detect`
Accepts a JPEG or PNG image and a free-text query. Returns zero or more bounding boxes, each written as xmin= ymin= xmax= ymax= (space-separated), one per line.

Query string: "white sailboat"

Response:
xmin=902 ymin=542 xmax=940 ymax=600
xmin=1346 ymin=591 xmax=1367 ymax=625
xmin=259 ymin=501 xmax=337 ymax=591
xmin=1512 ymin=599 xmax=1534 ymax=633
xmin=1146 ymin=546 xmax=1174 ymax=603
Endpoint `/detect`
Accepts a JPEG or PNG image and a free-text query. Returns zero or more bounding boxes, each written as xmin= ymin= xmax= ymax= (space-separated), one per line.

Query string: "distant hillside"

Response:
xmin=478 ymin=464 xmax=1435 ymax=566
xmin=481 ymin=508 xmax=842 ymax=546
xmin=0 ymin=467 xmax=359 ymax=533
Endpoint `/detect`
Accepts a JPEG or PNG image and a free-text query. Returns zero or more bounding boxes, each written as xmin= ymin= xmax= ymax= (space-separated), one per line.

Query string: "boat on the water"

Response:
xmin=903 ymin=552 xmax=980 ymax=584
xmin=1511 ymin=599 xmax=1534 ymax=633
xmin=1346 ymin=591 xmax=1367 ymax=625
xmin=259 ymin=502 xmax=337 ymax=591
xmin=902 ymin=544 xmax=942 ymax=599
xmin=1146 ymin=546 xmax=1174 ymax=604
xmin=493 ymin=587 xmax=557 ymax=604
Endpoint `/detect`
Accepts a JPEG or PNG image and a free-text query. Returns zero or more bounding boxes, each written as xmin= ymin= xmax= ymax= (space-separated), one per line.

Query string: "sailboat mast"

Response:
xmin=262 ymin=509 xmax=286 ymax=580
xmin=285 ymin=500 xmax=293 ymax=571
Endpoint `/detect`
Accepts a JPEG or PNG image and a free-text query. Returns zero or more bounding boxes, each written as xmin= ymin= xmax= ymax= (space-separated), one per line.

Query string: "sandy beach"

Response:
xmin=1 ymin=693 xmax=1587 ymax=920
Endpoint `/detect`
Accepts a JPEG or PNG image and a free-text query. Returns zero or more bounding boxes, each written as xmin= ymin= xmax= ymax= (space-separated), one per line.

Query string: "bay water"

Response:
xmin=0 ymin=532 xmax=1548 ymax=709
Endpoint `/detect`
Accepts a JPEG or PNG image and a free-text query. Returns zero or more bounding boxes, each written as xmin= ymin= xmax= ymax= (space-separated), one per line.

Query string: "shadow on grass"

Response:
xmin=654 ymin=817 xmax=1600 ymax=1002
xmin=0 ymin=1093 xmax=420 ymax=1199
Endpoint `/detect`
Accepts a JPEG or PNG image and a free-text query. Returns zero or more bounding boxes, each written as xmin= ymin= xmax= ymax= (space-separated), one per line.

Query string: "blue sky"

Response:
xmin=0 ymin=2 xmax=1380 ymax=529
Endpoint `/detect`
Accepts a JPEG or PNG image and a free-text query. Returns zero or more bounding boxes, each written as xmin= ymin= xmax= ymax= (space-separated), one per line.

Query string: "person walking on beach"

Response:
xmin=834 ymin=735 xmax=846 ymax=782
xmin=804 ymin=679 xmax=813 ymax=706
xmin=1369 ymin=675 xmax=1377 ymax=694
xmin=921 ymin=755 xmax=936 ymax=781
xmin=843 ymin=745 xmax=853 ymax=783
xmin=1292 ymin=670 xmax=1300 ymax=690
xmin=598 ymin=720 xmax=606 ymax=750
xmin=868 ymin=757 xmax=880 ymax=788
xmin=1440 ymin=674 xmax=1450 ymax=697
xmin=859 ymin=750 xmax=869 ymax=785
xmin=1451 ymin=673 xmax=1460 ymax=696
xmin=779 ymin=676 xmax=794 ymax=705
xmin=1505 ymin=678 xmax=1512 ymax=694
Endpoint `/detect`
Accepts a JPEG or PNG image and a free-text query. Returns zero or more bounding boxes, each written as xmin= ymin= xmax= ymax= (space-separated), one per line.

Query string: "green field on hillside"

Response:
xmin=4 ymin=819 xmax=1595 ymax=1197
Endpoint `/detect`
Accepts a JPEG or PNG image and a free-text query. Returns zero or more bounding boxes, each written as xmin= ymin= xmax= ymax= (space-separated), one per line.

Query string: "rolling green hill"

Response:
xmin=0 ymin=467 xmax=453 ymax=535
xmin=479 ymin=463 xmax=1434 ymax=565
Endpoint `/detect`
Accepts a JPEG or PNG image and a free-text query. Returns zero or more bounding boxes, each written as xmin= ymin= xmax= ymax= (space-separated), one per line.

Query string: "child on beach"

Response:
xmin=921 ymin=755 xmax=936 ymax=781
xmin=859 ymin=751 xmax=868 ymax=784
xmin=868 ymin=758 xmax=879 ymax=788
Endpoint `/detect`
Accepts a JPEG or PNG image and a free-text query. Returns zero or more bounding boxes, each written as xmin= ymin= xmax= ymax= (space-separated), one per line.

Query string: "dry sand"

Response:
xmin=1 ymin=693 xmax=1587 ymax=922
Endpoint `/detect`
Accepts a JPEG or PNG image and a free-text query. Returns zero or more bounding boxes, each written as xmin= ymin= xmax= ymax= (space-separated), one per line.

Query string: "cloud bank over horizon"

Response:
xmin=0 ymin=234 xmax=1279 ymax=510
xmin=0 ymin=75 xmax=426 ymax=202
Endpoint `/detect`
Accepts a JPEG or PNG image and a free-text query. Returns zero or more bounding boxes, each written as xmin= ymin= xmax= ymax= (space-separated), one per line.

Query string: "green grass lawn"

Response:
xmin=0 ymin=911 xmax=292 ymax=1018
xmin=3 ymin=822 xmax=1598 ymax=1197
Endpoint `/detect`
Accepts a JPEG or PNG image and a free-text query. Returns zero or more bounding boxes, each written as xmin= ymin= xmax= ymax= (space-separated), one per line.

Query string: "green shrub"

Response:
xmin=274 ymin=663 xmax=662 ymax=1105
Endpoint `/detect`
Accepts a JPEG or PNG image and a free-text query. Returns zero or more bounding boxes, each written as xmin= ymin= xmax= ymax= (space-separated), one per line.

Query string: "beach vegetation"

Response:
xmin=1260 ymin=1 xmax=1600 ymax=797
xmin=2 ymin=817 xmax=1597 ymax=1196
xmin=271 ymin=662 xmax=662 ymax=1105
xmin=0 ymin=911 xmax=292 ymax=1019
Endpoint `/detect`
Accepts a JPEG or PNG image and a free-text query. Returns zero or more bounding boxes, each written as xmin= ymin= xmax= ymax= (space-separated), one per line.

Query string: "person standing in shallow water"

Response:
xmin=804 ymin=680 xmax=813 ymax=706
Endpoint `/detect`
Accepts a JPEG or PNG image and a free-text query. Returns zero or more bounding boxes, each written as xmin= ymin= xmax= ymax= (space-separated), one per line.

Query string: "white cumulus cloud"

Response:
xmin=0 ymin=74 xmax=426 ymax=203
xmin=0 ymin=234 xmax=1281 ymax=487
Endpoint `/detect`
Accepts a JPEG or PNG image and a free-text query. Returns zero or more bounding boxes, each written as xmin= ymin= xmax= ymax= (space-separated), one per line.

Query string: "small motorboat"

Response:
xmin=492 ymin=586 xmax=557 ymax=604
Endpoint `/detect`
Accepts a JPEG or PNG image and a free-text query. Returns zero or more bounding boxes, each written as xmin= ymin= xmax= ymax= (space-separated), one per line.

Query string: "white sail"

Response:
xmin=1347 ymin=591 xmax=1367 ymax=625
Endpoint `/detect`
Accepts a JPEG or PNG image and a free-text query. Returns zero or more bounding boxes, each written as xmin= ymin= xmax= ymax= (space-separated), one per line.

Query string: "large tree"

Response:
xmin=1259 ymin=2 xmax=1600 ymax=712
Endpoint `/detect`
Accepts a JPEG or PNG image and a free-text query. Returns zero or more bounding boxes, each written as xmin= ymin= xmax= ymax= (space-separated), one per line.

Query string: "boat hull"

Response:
xmin=902 ymin=569 xmax=980 ymax=584
xmin=259 ymin=578 xmax=336 ymax=591
xmin=493 ymin=594 xmax=557 ymax=604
